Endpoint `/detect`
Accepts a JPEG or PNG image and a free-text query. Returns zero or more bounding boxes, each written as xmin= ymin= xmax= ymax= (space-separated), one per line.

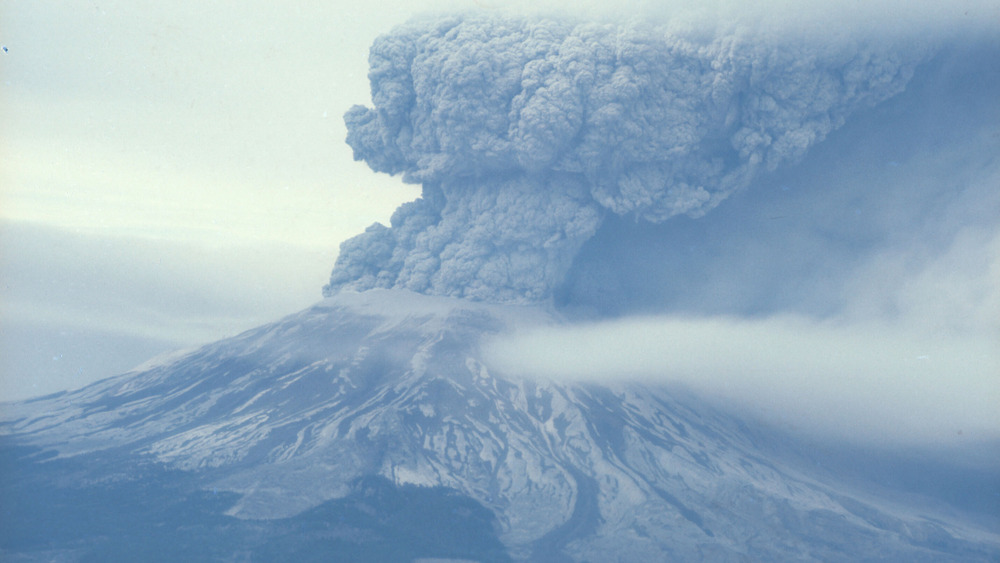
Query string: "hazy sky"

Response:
xmin=1 ymin=0 xmax=998 ymax=415
xmin=0 ymin=0 xmax=456 ymax=398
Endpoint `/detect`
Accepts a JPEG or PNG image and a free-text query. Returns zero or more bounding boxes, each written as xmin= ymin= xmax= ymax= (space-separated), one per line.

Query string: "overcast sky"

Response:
xmin=1 ymin=0 xmax=998 ymax=416
xmin=1 ymin=0 xmax=435 ymax=398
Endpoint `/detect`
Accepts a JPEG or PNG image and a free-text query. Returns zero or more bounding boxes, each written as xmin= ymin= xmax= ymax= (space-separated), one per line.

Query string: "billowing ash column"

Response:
xmin=325 ymin=15 xmax=923 ymax=304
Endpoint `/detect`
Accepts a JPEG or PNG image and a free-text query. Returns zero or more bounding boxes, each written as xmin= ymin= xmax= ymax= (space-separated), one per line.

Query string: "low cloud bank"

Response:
xmin=0 ymin=221 xmax=326 ymax=400
xmin=485 ymin=313 xmax=998 ymax=446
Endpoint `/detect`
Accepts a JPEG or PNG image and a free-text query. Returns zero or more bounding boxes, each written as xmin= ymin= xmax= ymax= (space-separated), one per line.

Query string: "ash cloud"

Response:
xmin=325 ymin=15 xmax=925 ymax=303
xmin=485 ymin=36 xmax=1000 ymax=448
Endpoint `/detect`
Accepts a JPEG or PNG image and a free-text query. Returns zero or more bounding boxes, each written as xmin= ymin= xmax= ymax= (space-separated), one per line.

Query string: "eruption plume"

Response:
xmin=325 ymin=15 xmax=925 ymax=304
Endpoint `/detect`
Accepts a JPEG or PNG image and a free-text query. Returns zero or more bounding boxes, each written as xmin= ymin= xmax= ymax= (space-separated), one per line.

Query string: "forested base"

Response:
xmin=0 ymin=442 xmax=510 ymax=563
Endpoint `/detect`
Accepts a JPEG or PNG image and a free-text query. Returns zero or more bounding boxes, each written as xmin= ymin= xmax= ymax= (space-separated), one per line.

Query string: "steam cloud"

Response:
xmin=325 ymin=15 xmax=925 ymax=303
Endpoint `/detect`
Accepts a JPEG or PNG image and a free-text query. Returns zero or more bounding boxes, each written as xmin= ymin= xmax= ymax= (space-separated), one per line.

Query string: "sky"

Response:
xmin=0 ymin=0 xmax=442 ymax=399
xmin=1 ymin=0 xmax=998 ymax=460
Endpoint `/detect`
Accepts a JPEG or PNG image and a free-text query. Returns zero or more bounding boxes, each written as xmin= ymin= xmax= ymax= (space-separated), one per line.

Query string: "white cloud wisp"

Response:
xmin=485 ymin=311 xmax=999 ymax=446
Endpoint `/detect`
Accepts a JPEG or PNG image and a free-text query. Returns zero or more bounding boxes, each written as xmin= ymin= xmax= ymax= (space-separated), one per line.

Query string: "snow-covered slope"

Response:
xmin=3 ymin=290 xmax=997 ymax=561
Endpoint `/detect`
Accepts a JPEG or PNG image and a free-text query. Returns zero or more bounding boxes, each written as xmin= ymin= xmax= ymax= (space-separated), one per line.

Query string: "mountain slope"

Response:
xmin=3 ymin=290 xmax=997 ymax=561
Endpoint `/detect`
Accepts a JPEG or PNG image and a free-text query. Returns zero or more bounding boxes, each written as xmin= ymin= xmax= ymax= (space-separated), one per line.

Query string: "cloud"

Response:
xmin=483 ymin=312 xmax=999 ymax=446
xmin=479 ymin=29 xmax=1000 ymax=447
xmin=0 ymin=220 xmax=331 ymax=399
xmin=485 ymin=106 xmax=1000 ymax=446
xmin=325 ymin=14 xmax=930 ymax=304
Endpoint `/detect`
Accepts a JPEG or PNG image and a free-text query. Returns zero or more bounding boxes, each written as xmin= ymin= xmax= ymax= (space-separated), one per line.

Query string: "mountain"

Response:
xmin=3 ymin=12 xmax=1000 ymax=563
xmin=2 ymin=290 xmax=998 ymax=561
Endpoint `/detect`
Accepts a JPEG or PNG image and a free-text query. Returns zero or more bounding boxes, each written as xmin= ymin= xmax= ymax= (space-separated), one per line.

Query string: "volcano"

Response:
xmin=3 ymin=11 xmax=999 ymax=563
xmin=2 ymin=290 xmax=998 ymax=561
